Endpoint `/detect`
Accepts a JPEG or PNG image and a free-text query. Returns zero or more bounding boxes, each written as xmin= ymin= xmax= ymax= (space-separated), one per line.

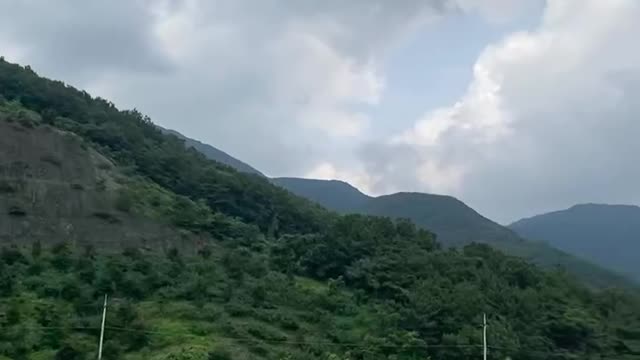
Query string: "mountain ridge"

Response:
xmin=271 ymin=177 xmax=369 ymax=213
xmin=271 ymin=177 xmax=635 ymax=288
xmin=152 ymin=124 xmax=636 ymax=288
xmin=510 ymin=203 xmax=640 ymax=282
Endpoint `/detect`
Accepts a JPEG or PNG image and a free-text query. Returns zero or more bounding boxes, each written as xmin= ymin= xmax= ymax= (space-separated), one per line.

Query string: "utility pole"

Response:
xmin=483 ymin=313 xmax=488 ymax=360
xmin=98 ymin=294 xmax=108 ymax=360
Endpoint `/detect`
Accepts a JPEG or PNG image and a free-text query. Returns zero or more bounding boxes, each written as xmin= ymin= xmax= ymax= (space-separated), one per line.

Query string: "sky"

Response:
xmin=1 ymin=0 xmax=639 ymax=224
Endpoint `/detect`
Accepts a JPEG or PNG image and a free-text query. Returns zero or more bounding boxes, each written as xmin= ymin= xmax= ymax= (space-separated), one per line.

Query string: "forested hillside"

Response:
xmin=1 ymin=58 xmax=640 ymax=360
xmin=272 ymin=178 xmax=634 ymax=288
xmin=511 ymin=204 xmax=640 ymax=282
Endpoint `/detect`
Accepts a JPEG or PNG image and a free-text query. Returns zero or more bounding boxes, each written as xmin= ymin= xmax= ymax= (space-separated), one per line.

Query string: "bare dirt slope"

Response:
xmin=0 ymin=118 xmax=198 ymax=252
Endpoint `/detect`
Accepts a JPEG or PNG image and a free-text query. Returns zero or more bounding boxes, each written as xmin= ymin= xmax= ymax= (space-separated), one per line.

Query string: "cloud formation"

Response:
xmin=0 ymin=0 xmax=450 ymax=176
xmin=360 ymin=0 xmax=640 ymax=221
xmin=0 ymin=1 xmax=171 ymax=78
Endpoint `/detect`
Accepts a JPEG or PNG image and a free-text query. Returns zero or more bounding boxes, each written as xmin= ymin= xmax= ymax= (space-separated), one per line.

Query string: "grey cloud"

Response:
xmin=359 ymin=1 xmax=640 ymax=223
xmin=0 ymin=0 xmax=453 ymax=177
xmin=0 ymin=1 xmax=173 ymax=82
xmin=1 ymin=0 xmax=588 ymax=222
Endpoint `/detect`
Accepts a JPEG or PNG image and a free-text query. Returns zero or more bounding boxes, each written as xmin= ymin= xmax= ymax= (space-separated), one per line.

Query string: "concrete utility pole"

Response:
xmin=483 ymin=313 xmax=488 ymax=360
xmin=98 ymin=294 xmax=108 ymax=360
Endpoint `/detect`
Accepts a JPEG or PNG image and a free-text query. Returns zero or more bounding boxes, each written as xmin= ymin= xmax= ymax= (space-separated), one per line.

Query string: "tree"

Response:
xmin=31 ymin=240 xmax=42 ymax=259
xmin=54 ymin=346 xmax=85 ymax=360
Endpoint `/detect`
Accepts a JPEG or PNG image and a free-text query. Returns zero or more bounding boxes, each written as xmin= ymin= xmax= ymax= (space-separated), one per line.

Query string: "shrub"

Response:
xmin=207 ymin=347 xmax=232 ymax=360
xmin=0 ymin=180 xmax=16 ymax=193
xmin=40 ymin=154 xmax=62 ymax=167
xmin=97 ymin=162 xmax=112 ymax=170
xmin=115 ymin=189 xmax=134 ymax=212
xmin=92 ymin=211 xmax=120 ymax=224
xmin=7 ymin=205 xmax=26 ymax=217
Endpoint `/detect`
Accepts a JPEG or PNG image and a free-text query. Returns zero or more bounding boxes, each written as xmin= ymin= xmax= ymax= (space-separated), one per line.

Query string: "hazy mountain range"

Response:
xmin=170 ymin=132 xmax=637 ymax=287
xmin=510 ymin=204 xmax=640 ymax=282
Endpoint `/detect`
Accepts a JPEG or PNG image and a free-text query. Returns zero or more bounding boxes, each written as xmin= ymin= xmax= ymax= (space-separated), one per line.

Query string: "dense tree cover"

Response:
xmin=1 ymin=220 xmax=640 ymax=359
xmin=0 ymin=59 xmax=330 ymax=235
xmin=272 ymin=179 xmax=635 ymax=288
xmin=1 ymin=59 xmax=640 ymax=359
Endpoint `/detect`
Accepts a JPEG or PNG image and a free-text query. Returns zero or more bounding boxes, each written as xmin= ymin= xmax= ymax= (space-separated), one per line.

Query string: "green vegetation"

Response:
xmin=2 ymin=222 xmax=639 ymax=360
xmin=1 ymin=58 xmax=640 ymax=359
xmin=272 ymin=179 xmax=635 ymax=288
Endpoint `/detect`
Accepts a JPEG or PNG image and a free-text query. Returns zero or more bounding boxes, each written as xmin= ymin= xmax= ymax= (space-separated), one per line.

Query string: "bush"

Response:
xmin=0 ymin=180 xmax=16 ymax=193
xmin=246 ymin=323 xmax=287 ymax=342
xmin=201 ymin=304 xmax=225 ymax=322
xmin=97 ymin=162 xmax=112 ymax=170
xmin=92 ymin=211 xmax=121 ymax=223
xmin=224 ymin=303 xmax=255 ymax=318
xmin=273 ymin=313 xmax=300 ymax=331
xmin=207 ymin=347 xmax=232 ymax=360
xmin=7 ymin=205 xmax=26 ymax=217
xmin=40 ymin=154 xmax=62 ymax=167
xmin=115 ymin=189 xmax=134 ymax=212
xmin=54 ymin=346 xmax=85 ymax=360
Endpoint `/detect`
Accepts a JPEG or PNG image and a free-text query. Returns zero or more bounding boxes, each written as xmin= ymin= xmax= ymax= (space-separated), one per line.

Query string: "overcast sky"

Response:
xmin=1 ymin=0 xmax=639 ymax=224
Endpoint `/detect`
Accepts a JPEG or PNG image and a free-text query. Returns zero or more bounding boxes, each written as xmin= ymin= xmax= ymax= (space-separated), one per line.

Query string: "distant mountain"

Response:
xmin=272 ymin=177 xmax=636 ymax=287
xmin=157 ymin=133 xmax=635 ymax=288
xmin=510 ymin=204 xmax=640 ymax=282
xmin=272 ymin=177 xmax=369 ymax=213
xmin=160 ymin=127 xmax=264 ymax=176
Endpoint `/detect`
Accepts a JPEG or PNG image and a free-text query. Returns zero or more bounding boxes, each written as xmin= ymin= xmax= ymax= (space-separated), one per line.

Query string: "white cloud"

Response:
xmin=368 ymin=0 xmax=640 ymax=222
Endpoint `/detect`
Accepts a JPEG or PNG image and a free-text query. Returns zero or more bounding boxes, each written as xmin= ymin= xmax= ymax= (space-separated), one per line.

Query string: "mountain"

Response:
xmin=272 ymin=177 xmax=369 ymax=213
xmin=510 ymin=203 xmax=640 ymax=282
xmin=153 ymin=126 xmax=634 ymax=289
xmin=2 ymin=58 xmax=640 ymax=359
xmin=270 ymin=179 xmax=519 ymax=248
xmin=272 ymin=178 xmax=635 ymax=288
xmin=160 ymin=127 xmax=264 ymax=176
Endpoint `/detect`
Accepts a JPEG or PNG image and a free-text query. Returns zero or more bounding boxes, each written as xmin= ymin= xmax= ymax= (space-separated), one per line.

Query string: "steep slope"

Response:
xmin=2 ymin=59 xmax=640 ymax=360
xmin=0 ymin=59 xmax=331 ymax=237
xmin=0 ymin=101 xmax=238 ymax=256
xmin=160 ymin=127 xmax=264 ymax=177
xmin=273 ymin=178 xmax=634 ymax=287
xmin=510 ymin=203 xmax=640 ymax=282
